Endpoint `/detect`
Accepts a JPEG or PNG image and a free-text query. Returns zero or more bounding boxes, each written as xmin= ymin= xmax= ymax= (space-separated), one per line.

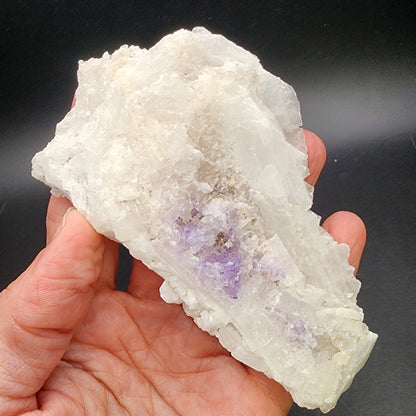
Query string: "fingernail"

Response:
xmin=54 ymin=207 xmax=76 ymax=238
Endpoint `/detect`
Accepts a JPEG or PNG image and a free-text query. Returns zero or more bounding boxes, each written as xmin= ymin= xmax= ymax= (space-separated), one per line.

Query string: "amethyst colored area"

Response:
xmin=260 ymin=260 xmax=285 ymax=282
xmin=264 ymin=305 xmax=308 ymax=339
xmin=175 ymin=220 xmax=201 ymax=250
xmin=201 ymin=248 xmax=242 ymax=298
xmin=291 ymin=319 xmax=307 ymax=337
xmin=173 ymin=205 xmax=286 ymax=299
xmin=175 ymin=207 xmax=242 ymax=298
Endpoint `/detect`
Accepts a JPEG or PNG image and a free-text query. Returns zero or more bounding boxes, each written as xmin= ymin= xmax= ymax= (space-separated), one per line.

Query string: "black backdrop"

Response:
xmin=1 ymin=1 xmax=415 ymax=415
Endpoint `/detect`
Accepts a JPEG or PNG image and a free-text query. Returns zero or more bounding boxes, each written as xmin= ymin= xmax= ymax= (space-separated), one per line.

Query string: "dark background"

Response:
xmin=1 ymin=1 xmax=415 ymax=415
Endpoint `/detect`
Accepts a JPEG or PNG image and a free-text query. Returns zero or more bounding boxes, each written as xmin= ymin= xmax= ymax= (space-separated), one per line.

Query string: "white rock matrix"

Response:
xmin=32 ymin=27 xmax=377 ymax=412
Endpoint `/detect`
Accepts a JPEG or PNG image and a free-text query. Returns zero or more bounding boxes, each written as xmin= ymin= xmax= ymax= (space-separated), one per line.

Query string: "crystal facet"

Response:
xmin=32 ymin=27 xmax=377 ymax=412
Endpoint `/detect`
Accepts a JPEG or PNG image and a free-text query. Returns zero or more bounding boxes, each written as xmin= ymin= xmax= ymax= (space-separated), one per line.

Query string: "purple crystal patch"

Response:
xmin=174 ymin=206 xmax=242 ymax=298
xmin=260 ymin=259 xmax=286 ymax=282
xmin=199 ymin=236 xmax=242 ymax=299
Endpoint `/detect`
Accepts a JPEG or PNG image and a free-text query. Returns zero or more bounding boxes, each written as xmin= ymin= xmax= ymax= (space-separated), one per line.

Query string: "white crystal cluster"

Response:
xmin=32 ymin=27 xmax=377 ymax=412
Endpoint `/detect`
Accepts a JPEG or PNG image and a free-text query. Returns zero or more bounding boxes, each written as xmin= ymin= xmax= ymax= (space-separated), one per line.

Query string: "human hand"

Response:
xmin=0 ymin=130 xmax=366 ymax=415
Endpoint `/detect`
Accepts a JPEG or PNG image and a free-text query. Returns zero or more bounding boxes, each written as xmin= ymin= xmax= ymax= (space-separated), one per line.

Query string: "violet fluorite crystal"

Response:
xmin=174 ymin=205 xmax=242 ymax=298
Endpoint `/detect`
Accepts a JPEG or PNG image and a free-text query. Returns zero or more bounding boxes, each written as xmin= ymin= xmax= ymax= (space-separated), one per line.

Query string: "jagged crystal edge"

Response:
xmin=31 ymin=27 xmax=377 ymax=413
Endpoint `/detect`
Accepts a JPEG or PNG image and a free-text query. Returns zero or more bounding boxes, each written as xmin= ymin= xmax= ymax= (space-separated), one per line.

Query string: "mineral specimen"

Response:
xmin=32 ymin=27 xmax=377 ymax=412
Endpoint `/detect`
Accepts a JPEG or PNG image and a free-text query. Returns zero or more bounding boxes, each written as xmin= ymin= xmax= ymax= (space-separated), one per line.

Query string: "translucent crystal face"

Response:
xmin=32 ymin=27 xmax=377 ymax=412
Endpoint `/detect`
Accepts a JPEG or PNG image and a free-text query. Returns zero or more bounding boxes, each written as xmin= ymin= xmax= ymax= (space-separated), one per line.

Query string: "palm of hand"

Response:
xmin=43 ymin=255 xmax=290 ymax=415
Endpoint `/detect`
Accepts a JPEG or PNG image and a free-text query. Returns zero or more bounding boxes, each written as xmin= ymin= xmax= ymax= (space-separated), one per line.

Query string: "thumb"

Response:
xmin=0 ymin=208 xmax=104 ymax=414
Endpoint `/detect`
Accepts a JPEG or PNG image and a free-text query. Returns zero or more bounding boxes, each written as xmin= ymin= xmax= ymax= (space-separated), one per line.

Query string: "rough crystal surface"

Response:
xmin=32 ymin=27 xmax=377 ymax=412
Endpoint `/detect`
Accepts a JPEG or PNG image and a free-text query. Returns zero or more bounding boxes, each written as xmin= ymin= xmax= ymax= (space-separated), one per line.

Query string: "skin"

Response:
xmin=0 ymin=129 xmax=366 ymax=416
